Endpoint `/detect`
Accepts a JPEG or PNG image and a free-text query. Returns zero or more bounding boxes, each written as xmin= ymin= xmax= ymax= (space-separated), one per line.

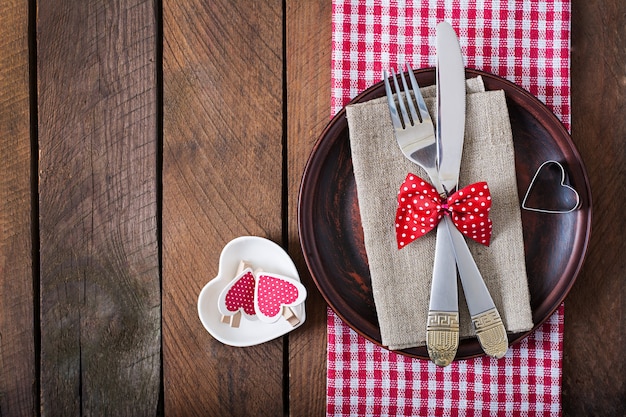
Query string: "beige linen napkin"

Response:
xmin=346 ymin=77 xmax=533 ymax=350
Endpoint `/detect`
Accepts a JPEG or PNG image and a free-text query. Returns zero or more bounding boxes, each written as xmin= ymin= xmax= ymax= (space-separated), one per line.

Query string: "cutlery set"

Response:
xmin=384 ymin=22 xmax=507 ymax=366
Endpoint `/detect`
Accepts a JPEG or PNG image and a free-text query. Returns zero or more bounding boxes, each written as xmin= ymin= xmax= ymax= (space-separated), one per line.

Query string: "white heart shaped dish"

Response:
xmin=197 ymin=236 xmax=306 ymax=346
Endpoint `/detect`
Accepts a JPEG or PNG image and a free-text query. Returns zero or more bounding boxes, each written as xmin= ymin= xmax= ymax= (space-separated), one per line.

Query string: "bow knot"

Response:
xmin=395 ymin=173 xmax=493 ymax=249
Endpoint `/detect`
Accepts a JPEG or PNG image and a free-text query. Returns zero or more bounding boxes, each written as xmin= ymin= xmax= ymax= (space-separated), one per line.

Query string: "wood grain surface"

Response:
xmin=286 ymin=2 xmax=332 ymax=416
xmin=564 ymin=0 xmax=626 ymax=414
xmin=0 ymin=0 xmax=623 ymax=415
xmin=0 ymin=1 xmax=36 ymax=415
xmin=36 ymin=1 xmax=160 ymax=415
xmin=162 ymin=0 xmax=285 ymax=415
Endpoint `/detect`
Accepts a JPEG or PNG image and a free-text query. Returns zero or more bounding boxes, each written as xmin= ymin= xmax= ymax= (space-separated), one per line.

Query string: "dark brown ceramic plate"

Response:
xmin=298 ymin=68 xmax=591 ymax=360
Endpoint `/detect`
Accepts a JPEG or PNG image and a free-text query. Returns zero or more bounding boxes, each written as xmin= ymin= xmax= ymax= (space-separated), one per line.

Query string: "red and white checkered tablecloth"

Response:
xmin=328 ymin=1 xmax=570 ymax=416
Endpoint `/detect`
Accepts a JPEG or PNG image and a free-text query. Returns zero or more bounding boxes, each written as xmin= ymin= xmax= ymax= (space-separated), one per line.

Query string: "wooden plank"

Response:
xmin=285 ymin=1 xmax=332 ymax=416
xmin=36 ymin=1 xmax=160 ymax=415
xmin=564 ymin=0 xmax=626 ymax=414
xmin=162 ymin=0 xmax=285 ymax=415
xmin=0 ymin=1 xmax=36 ymax=415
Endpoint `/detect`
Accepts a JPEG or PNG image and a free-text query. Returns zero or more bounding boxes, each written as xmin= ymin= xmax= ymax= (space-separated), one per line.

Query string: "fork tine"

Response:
xmin=400 ymin=66 xmax=420 ymax=124
xmin=391 ymin=68 xmax=411 ymax=127
xmin=407 ymin=64 xmax=432 ymax=124
xmin=384 ymin=70 xmax=403 ymax=130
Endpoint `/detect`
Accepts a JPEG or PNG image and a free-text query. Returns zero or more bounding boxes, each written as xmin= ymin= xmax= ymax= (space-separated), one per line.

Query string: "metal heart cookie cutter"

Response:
xmin=522 ymin=160 xmax=581 ymax=214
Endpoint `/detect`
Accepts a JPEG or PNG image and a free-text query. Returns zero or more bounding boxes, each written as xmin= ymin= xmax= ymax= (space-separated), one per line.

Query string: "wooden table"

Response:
xmin=0 ymin=1 xmax=623 ymax=415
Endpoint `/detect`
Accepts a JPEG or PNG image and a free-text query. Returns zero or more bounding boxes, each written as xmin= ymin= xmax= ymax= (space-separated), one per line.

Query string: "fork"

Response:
xmin=384 ymin=66 xmax=460 ymax=366
xmin=384 ymin=65 xmax=508 ymax=363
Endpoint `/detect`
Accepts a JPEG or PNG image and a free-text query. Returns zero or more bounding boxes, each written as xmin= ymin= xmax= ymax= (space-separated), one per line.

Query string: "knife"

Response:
xmin=424 ymin=23 xmax=464 ymax=367
xmin=434 ymin=21 xmax=508 ymax=359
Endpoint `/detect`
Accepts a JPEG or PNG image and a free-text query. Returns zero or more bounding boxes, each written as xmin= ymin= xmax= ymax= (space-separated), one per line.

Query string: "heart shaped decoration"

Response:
xmin=254 ymin=273 xmax=307 ymax=323
xmin=217 ymin=268 xmax=257 ymax=319
xmin=198 ymin=236 xmax=306 ymax=346
xmin=522 ymin=160 xmax=580 ymax=214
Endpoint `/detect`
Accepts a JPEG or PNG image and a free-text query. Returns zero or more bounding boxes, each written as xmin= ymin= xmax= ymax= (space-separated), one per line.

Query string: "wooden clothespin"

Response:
xmin=221 ymin=310 xmax=242 ymax=327
xmin=282 ymin=306 xmax=300 ymax=327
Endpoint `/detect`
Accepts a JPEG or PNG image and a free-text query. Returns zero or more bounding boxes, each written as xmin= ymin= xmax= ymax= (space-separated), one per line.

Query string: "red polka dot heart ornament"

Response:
xmin=217 ymin=267 xmax=258 ymax=321
xmin=395 ymin=173 xmax=493 ymax=249
xmin=198 ymin=236 xmax=307 ymax=346
xmin=254 ymin=273 xmax=307 ymax=324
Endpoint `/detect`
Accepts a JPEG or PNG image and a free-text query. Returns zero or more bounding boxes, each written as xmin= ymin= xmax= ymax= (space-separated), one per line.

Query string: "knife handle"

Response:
xmin=444 ymin=217 xmax=508 ymax=359
xmin=426 ymin=310 xmax=459 ymax=367
xmin=426 ymin=221 xmax=459 ymax=367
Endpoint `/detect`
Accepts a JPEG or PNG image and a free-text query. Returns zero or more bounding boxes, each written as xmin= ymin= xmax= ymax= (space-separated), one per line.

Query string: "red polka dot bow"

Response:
xmin=395 ymin=173 xmax=493 ymax=249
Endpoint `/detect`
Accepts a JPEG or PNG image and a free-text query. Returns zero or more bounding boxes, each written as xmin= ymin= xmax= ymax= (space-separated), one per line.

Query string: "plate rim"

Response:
xmin=298 ymin=68 xmax=592 ymax=359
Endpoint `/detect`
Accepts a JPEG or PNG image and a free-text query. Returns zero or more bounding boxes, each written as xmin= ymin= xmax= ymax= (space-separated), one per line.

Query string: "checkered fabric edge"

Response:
xmin=327 ymin=305 xmax=564 ymax=417
xmin=331 ymin=0 xmax=570 ymax=130
xmin=328 ymin=1 xmax=570 ymax=416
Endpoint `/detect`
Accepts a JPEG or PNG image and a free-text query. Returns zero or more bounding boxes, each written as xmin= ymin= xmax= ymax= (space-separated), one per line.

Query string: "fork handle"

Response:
xmin=444 ymin=217 xmax=508 ymax=359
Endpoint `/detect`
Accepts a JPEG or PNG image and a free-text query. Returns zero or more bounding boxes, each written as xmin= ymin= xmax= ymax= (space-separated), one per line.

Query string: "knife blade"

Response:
xmin=436 ymin=23 xmax=466 ymax=196
xmin=435 ymin=21 xmax=508 ymax=359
